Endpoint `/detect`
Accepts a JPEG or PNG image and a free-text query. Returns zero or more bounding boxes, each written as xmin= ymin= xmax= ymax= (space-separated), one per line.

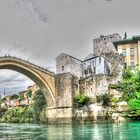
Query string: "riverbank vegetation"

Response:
xmin=75 ymin=93 xmax=90 ymax=107
xmin=110 ymin=66 xmax=140 ymax=120
xmin=0 ymin=89 xmax=47 ymax=123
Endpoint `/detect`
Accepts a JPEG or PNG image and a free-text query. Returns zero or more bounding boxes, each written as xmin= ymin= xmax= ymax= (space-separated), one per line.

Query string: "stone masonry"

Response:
xmin=93 ymin=33 xmax=122 ymax=55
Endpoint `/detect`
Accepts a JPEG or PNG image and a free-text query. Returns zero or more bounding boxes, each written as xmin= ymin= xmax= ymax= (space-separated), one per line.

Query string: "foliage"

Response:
xmin=40 ymin=110 xmax=46 ymax=123
xmin=128 ymin=99 xmax=140 ymax=110
xmin=18 ymin=95 xmax=25 ymax=101
xmin=110 ymin=67 xmax=140 ymax=101
xmin=96 ymin=93 xmax=112 ymax=106
xmin=75 ymin=94 xmax=90 ymax=107
xmin=10 ymin=94 xmax=19 ymax=100
xmin=32 ymin=89 xmax=47 ymax=122
xmin=122 ymin=66 xmax=133 ymax=80
xmin=110 ymin=66 xmax=140 ymax=117
xmin=27 ymin=90 xmax=32 ymax=98
xmin=0 ymin=89 xmax=47 ymax=123
xmin=111 ymin=97 xmax=119 ymax=103
xmin=0 ymin=107 xmax=7 ymax=117
xmin=0 ymin=107 xmax=33 ymax=123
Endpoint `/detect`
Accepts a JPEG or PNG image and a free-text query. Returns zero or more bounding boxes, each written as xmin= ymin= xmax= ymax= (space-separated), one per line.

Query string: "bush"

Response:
xmin=0 ymin=107 xmax=7 ymax=117
xmin=111 ymin=98 xmax=119 ymax=103
xmin=96 ymin=93 xmax=112 ymax=107
xmin=128 ymin=99 xmax=140 ymax=110
xmin=32 ymin=89 xmax=47 ymax=122
xmin=75 ymin=94 xmax=89 ymax=107
xmin=122 ymin=66 xmax=133 ymax=80
xmin=40 ymin=110 xmax=46 ymax=123
xmin=0 ymin=107 xmax=34 ymax=123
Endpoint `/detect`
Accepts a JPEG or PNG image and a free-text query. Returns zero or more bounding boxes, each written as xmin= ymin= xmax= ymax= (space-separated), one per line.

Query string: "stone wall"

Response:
xmin=101 ymin=52 xmax=124 ymax=76
xmin=79 ymin=74 xmax=121 ymax=100
xmin=45 ymin=104 xmax=108 ymax=123
xmin=73 ymin=104 xmax=107 ymax=122
xmin=56 ymin=53 xmax=82 ymax=78
xmin=55 ymin=73 xmax=79 ymax=108
xmin=79 ymin=53 xmax=123 ymax=98
xmin=93 ymin=33 xmax=122 ymax=55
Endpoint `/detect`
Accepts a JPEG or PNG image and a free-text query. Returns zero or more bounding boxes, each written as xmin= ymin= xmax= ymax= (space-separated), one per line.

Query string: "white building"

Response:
xmin=82 ymin=54 xmax=111 ymax=77
xmin=56 ymin=53 xmax=111 ymax=78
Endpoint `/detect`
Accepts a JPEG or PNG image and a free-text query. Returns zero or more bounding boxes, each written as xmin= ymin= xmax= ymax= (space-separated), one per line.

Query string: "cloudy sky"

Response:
xmin=0 ymin=0 xmax=140 ymax=95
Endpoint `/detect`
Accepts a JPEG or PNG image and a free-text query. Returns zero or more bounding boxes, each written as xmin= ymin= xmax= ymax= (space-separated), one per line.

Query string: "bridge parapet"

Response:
xmin=0 ymin=55 xmax=55 ymax=76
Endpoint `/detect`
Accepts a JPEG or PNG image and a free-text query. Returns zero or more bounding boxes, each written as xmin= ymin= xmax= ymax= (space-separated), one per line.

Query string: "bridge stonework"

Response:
xmin=45 ymin=73 xmax=79 ymax=123
xmin=0 ymin=56 xmax=77 ymax=123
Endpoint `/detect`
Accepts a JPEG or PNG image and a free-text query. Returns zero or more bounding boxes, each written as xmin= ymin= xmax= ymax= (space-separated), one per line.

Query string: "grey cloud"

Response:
xmin=17 ymin=0 xmax=48 ymax=23
xmin=0 ymin=70 xmax=33 ymax=95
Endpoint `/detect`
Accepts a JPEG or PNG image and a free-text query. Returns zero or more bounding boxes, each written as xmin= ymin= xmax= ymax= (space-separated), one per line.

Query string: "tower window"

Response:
xmin=62 ymin=66 xmax=64 ymax=71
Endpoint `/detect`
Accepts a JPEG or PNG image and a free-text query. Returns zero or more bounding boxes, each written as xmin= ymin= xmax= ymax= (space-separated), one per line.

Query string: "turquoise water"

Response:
xmin=0 ymin=122 xmax=140 ymax=140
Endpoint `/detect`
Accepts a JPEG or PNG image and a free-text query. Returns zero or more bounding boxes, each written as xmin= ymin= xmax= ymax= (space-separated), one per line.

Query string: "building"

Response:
xmin=1 ymin=84 xmax=39 ymax=108
xmin=93 ymin=33 xmax=122 ymax=55
xmin=56 ymin=53 xmax=111 ymax=78
xmin=113 ymin=36 xmax=140 ymax=68
xmin=83 ymin=54 xmax=111 ymax=77
xmin=56 ymin=53 xmax=83 ymax=78
xmin=27 ymin=84 xmax=39 ymax=96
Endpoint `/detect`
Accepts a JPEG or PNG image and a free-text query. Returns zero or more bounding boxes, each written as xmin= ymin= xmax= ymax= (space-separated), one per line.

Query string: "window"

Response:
xmin=130 ymin=62 xmax=135 ymax=69
xmin=122 ymin=49 xmax=126 ymax=56
xmin=62 ymin=66 xmax=64 ymax=71
xmin=99 ymin=57 xmax=101 ymax=63
xmin=130 ymin=48 xmax=134 ymax=56
xmin=89 ymin=68 xmax=92 ymax=74
xmin=84 ymin=69 xmax=87 ymax=75
xmin=93 ymin=67 xmax=96 ymax=74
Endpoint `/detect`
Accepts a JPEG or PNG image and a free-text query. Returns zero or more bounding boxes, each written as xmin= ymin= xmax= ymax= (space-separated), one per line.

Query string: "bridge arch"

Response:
xmin=0 ymin=56 xmax=56 ymax=108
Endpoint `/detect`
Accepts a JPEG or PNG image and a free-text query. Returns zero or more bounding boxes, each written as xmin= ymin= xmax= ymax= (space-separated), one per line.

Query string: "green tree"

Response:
xmin=32 ymin=89 xmax=47 ymax=122
xmin=110 ymin=66 xmax=140 ymax=116
xmin=75 ymin=94 xmax=89 ymax=107
xmin=10 ymin=94 xmax=19 ymax=100
xmin=96 ymin=93 xmax=112 ymax=107
xmin=27 ymin=89 xmax=32 ymax=98
xmin=122 ymin=66 xmax=133 ymax=80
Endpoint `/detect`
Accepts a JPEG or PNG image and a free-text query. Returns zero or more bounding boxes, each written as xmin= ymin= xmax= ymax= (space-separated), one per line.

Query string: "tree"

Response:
xmin=75 ymin=93 xmax=90 ymax=107
xmin=110 ymin=66 xmax=140 ymax=116
xmin=27 ymin=89 xmax=32 ymax=98
xmin=32 ymin=89 xmax=47 ymax=122
xmin=10 ymin=94 xmax=19 ymax=100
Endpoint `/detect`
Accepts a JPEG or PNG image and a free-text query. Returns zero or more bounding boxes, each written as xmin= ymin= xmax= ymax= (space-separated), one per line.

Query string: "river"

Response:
xmin=0 ymin=122 xmax=140 ymax=140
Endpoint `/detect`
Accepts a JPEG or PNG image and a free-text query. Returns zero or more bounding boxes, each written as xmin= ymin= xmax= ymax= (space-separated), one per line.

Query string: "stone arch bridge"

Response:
xmin=0 ymin=56 xmax=75 ymax=111
xmin=0 ymin=56 xmax=56 ymax=107
xmin=0 ymin=56 xmax=78 ymax=123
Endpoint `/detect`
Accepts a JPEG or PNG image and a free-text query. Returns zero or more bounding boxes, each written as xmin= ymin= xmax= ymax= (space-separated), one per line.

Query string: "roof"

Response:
xmin=113 ymin=35 xmax=140 ymax=49
xmin=83 ymin=53 xmax=111 ymax=63
xmin=83 ymin=53 xmax=98 ymax=61
xmin=56 ymin=53 xmax=82 ymax=62
xmin=19 ymin=90 xmax=27 ymax=94
xmin=93 ymin=33 xmax=122 ymax=41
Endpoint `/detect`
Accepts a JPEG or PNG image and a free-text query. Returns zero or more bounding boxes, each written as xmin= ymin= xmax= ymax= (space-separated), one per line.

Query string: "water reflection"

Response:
xmin=0 ymin=122 xmax=140 ymax=139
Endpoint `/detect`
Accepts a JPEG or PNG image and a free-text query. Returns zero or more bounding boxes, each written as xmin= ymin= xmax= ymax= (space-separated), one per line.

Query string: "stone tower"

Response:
xmin=93 ymin=33 xmax=122 ymax=55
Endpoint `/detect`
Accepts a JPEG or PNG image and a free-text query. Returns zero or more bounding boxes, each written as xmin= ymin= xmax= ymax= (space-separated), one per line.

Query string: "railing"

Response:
xmin=0 ymin=55 xmax=55 ymax=76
